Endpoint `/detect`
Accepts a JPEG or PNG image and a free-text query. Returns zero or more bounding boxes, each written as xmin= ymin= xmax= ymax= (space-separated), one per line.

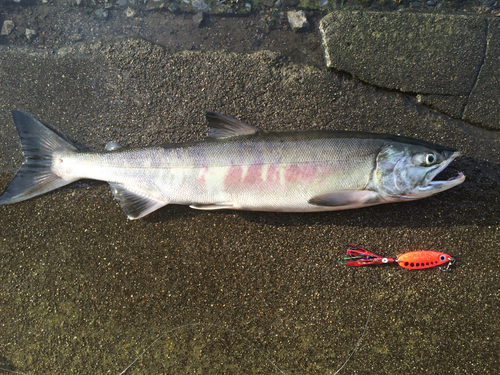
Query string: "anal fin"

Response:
xmin=189 ymin=203 xmax=235 ymax=210
xmin=109 ymin=183 xmax=166 ymax=219
xmin=308 ymin=190 xmax=381 ymax=207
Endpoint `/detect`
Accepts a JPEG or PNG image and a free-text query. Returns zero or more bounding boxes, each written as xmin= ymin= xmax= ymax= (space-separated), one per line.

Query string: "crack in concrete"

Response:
xmin=331 ymin=68 xmax=500 ymax=133
xmin=460 ymin=19 xmax=490 ymax=119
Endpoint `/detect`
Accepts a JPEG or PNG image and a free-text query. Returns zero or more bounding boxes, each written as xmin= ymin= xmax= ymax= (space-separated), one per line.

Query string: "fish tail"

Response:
xmin=0 ymin=110 xmax=80 ymax=205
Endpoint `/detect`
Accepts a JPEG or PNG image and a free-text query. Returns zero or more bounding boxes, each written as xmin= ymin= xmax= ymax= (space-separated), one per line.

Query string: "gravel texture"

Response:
xmin=0 ymin=37 xmax=499 ymax=374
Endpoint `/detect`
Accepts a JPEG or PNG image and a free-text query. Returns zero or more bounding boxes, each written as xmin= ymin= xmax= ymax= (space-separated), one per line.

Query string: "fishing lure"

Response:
xmin=343 ymin=245 xmax=455 ymax=270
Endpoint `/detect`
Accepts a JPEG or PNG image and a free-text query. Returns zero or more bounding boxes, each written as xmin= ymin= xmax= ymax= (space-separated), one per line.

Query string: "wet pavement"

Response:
xmin=0 ymin=2 xmax=499 ymax=375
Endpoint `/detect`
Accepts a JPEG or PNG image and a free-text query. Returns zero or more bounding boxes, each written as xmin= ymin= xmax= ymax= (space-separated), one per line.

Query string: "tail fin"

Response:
xmin=0 ymin=110 xmax=79 ymax=204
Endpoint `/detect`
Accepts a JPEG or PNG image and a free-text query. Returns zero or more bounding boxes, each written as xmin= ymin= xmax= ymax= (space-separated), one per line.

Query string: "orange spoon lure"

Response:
xmin=343 ymin=245 xmax=455 ymax=270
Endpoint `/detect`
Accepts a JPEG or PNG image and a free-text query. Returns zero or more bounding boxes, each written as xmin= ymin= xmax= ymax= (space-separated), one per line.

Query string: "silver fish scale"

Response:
xmin=76 ymin=135 xmax=383 ymax=169
xmin=64 ymin=134 xmax=384 ymax=211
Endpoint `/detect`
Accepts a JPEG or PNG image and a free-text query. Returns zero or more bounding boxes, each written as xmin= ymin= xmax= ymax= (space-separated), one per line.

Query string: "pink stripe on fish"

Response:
xmin=284 ymin=164 xmax=318 ymax=183
xmin=224 ymin=165 xmax=244 ymax=187
xmin=266 ymin=164 xmax=280 ymax=185
xmin=243 ymin=164 xmax=263 ymax=185
xmin=223 ymin=162 xmax=332 ymax=189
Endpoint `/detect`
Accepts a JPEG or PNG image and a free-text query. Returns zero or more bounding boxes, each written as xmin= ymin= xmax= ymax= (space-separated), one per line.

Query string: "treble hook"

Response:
xmin=439 ymin=257 xmax=455 ymax=272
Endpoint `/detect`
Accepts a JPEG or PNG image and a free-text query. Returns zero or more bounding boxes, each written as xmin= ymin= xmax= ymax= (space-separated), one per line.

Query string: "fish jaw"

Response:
xmin=413 ymin=171 xmax=465 ymax=197
xmin=400 ymin=150 xmax=465 ymax=199
xmin=411 ymin=151 xmax=464 ymax=198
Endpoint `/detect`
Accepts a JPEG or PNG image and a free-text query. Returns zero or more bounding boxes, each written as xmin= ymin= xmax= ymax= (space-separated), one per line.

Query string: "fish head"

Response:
xmin=374 ymin=140 xmax=465 ymax=201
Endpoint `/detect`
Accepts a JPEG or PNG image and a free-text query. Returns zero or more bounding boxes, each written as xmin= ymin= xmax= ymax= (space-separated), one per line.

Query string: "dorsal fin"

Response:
xmin=205 ymin=112 xmax=260 ymax=139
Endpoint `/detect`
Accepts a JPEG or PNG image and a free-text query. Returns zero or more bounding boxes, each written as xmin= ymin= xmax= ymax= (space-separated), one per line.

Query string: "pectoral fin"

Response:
xmin=109 ymin=183 xmax=166 ymax=219
xmin=308 ymin=190 xmax=381 ymax=208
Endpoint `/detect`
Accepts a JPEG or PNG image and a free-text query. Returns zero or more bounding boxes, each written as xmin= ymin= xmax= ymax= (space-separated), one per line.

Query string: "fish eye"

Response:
xmin=412 ymin=152 xmax=437 ymax=166
xmin=425 ymin=153 xmax=436 ymax=165
xmin=439 ymin=255 xmax=446 ymax=261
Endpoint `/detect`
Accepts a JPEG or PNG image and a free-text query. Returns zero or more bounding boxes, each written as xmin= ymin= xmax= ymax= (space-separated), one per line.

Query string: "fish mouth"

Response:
xmin=418 ymin=151 xmax=465 ymax=195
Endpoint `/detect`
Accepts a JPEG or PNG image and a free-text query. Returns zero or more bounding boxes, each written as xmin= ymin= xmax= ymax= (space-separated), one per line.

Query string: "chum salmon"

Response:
xmin=0 ymin=111 xmax=465 ymax=219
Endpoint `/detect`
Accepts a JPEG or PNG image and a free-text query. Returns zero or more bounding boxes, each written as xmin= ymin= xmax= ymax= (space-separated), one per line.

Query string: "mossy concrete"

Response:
xmin=463 ymin=20 xmax=500 ymax=129
xmin=320 ymin=11 xmax=500 ymax=130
